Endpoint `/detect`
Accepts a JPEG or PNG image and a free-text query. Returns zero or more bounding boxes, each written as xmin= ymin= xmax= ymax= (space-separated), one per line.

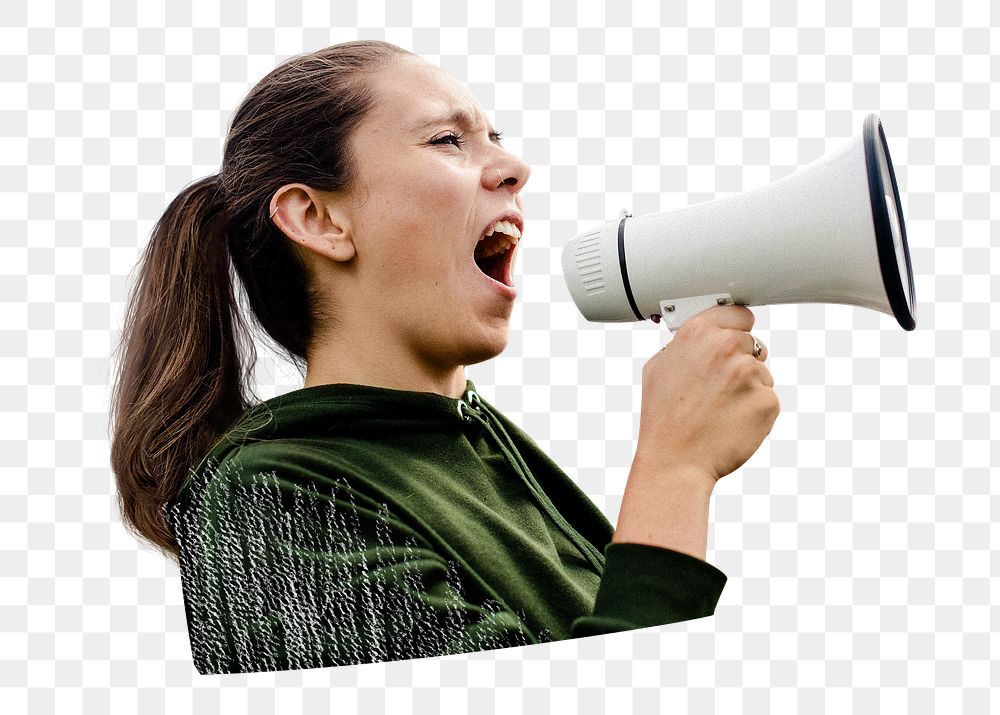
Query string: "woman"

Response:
xmin=110 ymin=40 xmax=779 ymax=675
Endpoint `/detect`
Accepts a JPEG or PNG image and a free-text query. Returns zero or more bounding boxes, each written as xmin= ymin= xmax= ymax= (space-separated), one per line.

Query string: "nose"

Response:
xmin=489 ymin=151 xmax=531 ymax=191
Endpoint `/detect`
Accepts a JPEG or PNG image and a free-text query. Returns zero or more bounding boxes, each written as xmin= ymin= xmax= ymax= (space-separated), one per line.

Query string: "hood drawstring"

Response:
xmin=457 ymin=388 xmax=606 ymax=574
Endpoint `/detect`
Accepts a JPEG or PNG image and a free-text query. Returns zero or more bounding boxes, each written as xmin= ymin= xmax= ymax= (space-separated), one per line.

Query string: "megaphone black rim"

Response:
xmin=863 ymin=114 xmax=916 ymax=330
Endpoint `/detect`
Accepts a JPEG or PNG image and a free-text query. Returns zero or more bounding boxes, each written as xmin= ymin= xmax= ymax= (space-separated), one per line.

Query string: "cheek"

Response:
xmin=402 ymin=177 xmax=471 ymax=254
xmin=362 ymin=163 xmax=473 ymax=275
xmin=373 ymin=167 xmax=459 ymax=234
xmin=423 ymin=162 xmax=468 ymax=194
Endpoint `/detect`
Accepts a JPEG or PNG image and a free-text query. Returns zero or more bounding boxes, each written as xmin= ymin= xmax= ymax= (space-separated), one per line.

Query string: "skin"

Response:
xmin=614 ymin=306 xmax=777 ymax=560
xmin=268 ymin=55 xmax=778 ymax=563
xmin=270 ymin=54 xmax=531 ymax=399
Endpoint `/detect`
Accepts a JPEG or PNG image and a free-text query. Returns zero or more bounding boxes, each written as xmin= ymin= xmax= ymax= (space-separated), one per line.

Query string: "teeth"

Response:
xmin=478 ymin=236 xmax=513 ymax=257
xmin=475 ymin=219 xmax=521 ymax=264
xmin=481 ymin=219 xmax=521 ymax=242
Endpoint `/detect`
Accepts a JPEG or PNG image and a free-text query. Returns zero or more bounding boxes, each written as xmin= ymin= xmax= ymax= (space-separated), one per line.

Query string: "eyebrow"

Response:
xmin=411 ymin=108 xmax=499 ymax=137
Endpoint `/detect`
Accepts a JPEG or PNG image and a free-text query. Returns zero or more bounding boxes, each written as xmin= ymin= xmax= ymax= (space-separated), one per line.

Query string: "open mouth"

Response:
xmin=474 ymin=221 xmax=520 ymax=286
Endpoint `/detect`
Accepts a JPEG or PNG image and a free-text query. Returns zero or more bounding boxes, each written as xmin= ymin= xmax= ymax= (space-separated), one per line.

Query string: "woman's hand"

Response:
xmin=635 ymin=304 xmax=780 ymax=484
xmin=613 ymin=305 xmax=780 ymax=559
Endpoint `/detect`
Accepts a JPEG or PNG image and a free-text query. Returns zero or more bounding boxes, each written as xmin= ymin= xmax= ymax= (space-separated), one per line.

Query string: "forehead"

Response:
xmin=366 ymin=56 xmax=493 ymax=134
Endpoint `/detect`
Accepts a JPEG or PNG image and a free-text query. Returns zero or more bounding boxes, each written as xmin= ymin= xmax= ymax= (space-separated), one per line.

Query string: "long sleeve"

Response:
xmin=168 ymin=451 xmax=541 ymax=675
xmin=570 ymin=542 xmax=728 ymax=637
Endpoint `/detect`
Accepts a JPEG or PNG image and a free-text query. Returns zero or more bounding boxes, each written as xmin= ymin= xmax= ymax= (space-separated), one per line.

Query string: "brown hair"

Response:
xmin=109 ymin=40 xmax=415 ymax=560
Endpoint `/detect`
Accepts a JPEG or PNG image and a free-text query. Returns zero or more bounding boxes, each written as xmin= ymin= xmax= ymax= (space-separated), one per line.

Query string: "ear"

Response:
xmin=268 ymin=183 xmax=356 ymax=263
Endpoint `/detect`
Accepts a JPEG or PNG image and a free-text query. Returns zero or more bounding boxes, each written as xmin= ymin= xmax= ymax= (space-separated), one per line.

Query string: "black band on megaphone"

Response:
xmin=863 ymin=114 xmax=916 ymax=331
xmin=617 ymin=216 xmax=644 ymax=321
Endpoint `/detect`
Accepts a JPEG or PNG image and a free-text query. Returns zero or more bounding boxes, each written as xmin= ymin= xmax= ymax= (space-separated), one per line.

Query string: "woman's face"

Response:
xmin=334 ymin=54 xmax=532 ymax=373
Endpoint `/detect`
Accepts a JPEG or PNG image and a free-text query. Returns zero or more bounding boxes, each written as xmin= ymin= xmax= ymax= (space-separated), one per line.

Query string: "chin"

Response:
xmin=461 ymin=328 xmax=510 ymax=366
xmin=463 ymin=341 xmax=508 ymax=366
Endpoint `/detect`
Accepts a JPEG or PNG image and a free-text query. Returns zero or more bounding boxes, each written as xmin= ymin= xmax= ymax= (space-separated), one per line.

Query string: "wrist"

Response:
xmin=613 ymin=450 xmax=716 ymax=561
xmin=630 ymin=444 xmax=718 ymax=494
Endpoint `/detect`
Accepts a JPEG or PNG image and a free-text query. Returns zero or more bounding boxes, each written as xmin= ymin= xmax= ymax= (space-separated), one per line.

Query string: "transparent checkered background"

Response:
xmin=1 ymin=0 xmax=995 ymax=712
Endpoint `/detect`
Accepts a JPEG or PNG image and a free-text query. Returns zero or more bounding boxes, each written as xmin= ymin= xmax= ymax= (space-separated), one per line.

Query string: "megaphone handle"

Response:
xmin=658 ymin=293 xmax=735 ymax=333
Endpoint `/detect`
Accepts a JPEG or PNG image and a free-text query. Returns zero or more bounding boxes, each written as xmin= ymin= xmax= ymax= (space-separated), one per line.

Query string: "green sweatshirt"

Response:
xmin=166 ymin=379 xmax=727 ymax=674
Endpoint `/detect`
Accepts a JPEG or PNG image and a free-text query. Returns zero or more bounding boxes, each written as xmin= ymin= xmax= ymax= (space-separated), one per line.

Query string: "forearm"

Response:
xmin=611 ymin=450 xmax=716 ymax=561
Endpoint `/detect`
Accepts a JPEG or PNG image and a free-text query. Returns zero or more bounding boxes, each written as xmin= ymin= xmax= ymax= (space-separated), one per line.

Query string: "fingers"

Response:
xmin=757 ymin=361 xmax=775 ymax=387
xmin=700 ymin=306 xmax=766 ymax=363
xmin=684 ymin=304 xmax=756 ymax=332
xmin=671 ymin=305 xmax=773 ymax=386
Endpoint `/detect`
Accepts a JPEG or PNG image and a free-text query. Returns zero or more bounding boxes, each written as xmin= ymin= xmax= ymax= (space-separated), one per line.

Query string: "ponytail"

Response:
xmin=110 ymin=40 xmax=414 ymax=561
xmin=110 ymin=174 xmax=254 ymax=560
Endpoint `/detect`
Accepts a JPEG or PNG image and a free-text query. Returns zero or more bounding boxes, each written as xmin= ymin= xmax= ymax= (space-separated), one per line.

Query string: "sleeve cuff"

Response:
xmin=588 ymin=542 xmax=728 ymax=630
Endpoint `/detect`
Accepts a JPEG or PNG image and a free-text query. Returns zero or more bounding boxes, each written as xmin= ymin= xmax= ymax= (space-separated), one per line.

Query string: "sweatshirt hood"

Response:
xmin=221 ymin=379 xmax=482 ymax=444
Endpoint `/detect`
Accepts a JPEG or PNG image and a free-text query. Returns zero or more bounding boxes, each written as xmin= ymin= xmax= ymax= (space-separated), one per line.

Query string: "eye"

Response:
xmin=429 ymin=132 xmax=466 ymax=148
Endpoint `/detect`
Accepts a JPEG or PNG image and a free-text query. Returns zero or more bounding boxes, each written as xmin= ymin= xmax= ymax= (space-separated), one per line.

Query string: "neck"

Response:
xmin=303 ymin=334 xmax=468 ymax=399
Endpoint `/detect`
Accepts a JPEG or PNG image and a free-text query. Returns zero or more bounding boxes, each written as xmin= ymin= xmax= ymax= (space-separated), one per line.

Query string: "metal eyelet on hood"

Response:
xmin=458 ymin=388 xmax=485 ymax=423
xmin=457 ymin=396 xmax=477 ymax=421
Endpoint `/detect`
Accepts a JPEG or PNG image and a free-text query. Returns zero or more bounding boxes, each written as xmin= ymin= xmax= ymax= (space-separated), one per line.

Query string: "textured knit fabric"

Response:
xmin=166 ymin=379 xmax=727 ymax=674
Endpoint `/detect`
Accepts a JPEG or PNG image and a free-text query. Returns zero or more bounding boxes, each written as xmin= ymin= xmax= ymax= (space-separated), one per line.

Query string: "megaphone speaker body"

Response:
xmin=562 ymin=114 xmax=916 ymax=331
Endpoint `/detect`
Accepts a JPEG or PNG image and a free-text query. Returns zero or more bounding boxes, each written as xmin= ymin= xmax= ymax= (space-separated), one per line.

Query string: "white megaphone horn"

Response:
xmin=561 ymin=114 xmax=917 ymax=332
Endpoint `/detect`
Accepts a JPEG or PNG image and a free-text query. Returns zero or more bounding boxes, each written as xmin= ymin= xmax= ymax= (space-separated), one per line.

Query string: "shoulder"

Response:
xmin=167 ymin=439 xmax=436 ymax=570
xmin=168 ymin=438 xmax=369 ymax=528
xmin=168 ymin=440 xmax=386 ymax=550
xmin=210 ymin=436 xmax=362 ymax=487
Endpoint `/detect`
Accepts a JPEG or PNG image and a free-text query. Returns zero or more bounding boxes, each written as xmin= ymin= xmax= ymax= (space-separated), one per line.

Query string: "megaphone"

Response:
xmin=561 ymin=114 xmax=916 ymax=332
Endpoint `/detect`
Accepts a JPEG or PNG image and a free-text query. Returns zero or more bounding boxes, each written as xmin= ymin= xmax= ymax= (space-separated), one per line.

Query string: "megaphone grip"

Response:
xmin=659 ymin=294 xmax=735 ymax=332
